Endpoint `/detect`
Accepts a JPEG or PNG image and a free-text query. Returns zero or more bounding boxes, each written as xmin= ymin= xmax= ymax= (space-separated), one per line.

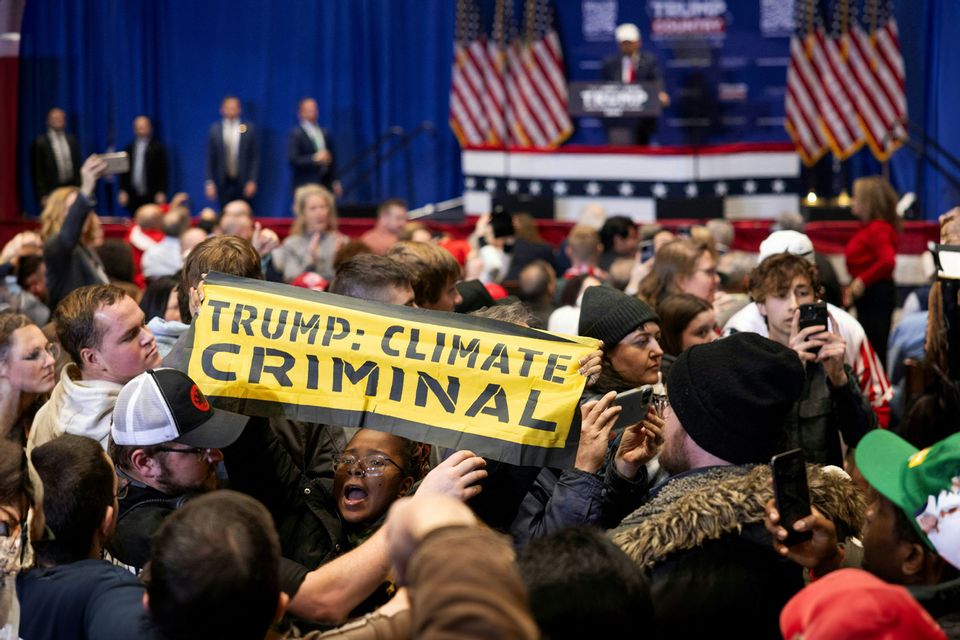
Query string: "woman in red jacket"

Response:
xmin=844 ymin=175 xmax=900 ymax=367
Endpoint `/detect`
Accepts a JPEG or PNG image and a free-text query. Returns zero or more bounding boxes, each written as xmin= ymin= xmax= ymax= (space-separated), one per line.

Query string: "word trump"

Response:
xmin=184 ymin=273 xmax=597 ymax=466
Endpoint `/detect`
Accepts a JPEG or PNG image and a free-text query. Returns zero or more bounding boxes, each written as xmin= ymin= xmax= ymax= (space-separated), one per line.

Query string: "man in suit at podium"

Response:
xmin=30 ymin=107 xmax=81 ymax=207
xmin=600 ymin=23 xmax=669 ymax=146
xmin=288 ymin=97 xmax=341 ymax=197
xmin=205 ymin=96 xmax=260 ymax=209
xmin=118 ymin=116 xmax=169 ymax=214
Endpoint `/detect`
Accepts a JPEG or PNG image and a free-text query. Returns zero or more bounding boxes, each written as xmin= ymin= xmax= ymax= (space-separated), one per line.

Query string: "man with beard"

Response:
xmin=611 ymin=333 xmax=867 ymax=639
xmin=108 ymin=367 xmax=249 ymax=572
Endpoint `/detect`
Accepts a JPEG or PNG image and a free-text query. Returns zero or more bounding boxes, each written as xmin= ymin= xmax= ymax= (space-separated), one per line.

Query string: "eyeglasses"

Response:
xmin=333 ymin=454 xmax=403 ymax=477
xmin=23 ymin=343 xmax=60 ymax=361
xmin=153 ymin=446 xmax=212 ymax=459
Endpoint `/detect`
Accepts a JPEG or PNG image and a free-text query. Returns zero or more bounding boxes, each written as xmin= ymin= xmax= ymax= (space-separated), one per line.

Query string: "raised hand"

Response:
xmin=417 ymin=450 xmax=488 ymax=502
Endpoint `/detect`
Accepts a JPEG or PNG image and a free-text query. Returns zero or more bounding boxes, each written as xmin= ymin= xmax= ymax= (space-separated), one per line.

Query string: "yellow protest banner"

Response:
xmin=182 ymin=273 xmax=598 ymax=466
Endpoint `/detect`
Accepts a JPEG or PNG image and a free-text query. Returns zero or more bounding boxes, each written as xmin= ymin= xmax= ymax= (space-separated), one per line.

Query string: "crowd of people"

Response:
xmin=1 ymin=144 xmax=959 ymax=639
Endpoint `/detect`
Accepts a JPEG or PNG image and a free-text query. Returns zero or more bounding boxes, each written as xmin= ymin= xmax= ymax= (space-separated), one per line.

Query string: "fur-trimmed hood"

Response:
xmin=611 ymin=464 xmax=865 ymax=570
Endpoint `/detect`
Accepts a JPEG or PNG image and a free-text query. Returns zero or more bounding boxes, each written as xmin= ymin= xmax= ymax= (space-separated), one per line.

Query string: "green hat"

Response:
xmin=855 ymin=430 xmax=960 ymax=569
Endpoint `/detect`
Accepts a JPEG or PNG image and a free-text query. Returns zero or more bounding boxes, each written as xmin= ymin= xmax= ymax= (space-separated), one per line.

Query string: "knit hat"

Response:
xmin=667 ymin=332 xmax=804 ymax=465
xmin=780 ymin=569 xmax=946 ymax=640
xmin=856 ymin=430 xmax=960 ymax=569
xmin=578 ymin=286 xmax=659 ymax=347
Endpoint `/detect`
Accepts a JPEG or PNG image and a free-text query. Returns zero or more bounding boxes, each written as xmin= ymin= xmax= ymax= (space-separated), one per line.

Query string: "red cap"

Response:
xmin=484 ymin=282 xmax=508 ymax=300
xmin=780 ymin=569 xmax=945 ymax=640
xmin=291 ymin=272 xmax=328 ymax=292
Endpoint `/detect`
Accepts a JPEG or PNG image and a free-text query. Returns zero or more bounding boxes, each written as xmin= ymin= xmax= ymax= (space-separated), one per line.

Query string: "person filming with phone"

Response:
xmin=39 ymin=154 xmax=111 ymax=308
xmin=609 ymin=332 xmax=865 ymax=639
xmin=742 ymin=253 xmax=877 ymax=467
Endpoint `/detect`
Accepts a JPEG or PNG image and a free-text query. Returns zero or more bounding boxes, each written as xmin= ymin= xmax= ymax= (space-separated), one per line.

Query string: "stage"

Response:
xmin=460 ymin=142 xmax=802 ymax=222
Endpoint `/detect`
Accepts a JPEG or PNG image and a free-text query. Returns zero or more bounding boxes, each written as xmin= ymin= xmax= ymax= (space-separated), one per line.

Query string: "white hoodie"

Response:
xmin=722 ymin=301 xmax=893 ymax=425
xmin=27 ymin=363 xmax=122 ymax=451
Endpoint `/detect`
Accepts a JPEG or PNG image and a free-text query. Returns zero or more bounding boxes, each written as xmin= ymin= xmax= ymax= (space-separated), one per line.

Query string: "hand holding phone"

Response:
xmin=612 ymin=385 xmax=654 ymax=432
xmin=797 ymin=302 xmax=828 ymax=355
xmin=771 ymin=448 xmax=812 ymax=546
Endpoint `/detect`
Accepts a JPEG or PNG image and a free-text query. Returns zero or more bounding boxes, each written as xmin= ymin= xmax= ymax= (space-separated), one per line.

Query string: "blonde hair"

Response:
xmin=853 ymin=176 xmax=900 ymax=231
xmin=40 ymin=186 xmax=79 ymax=241
xmin=290 ymin=184 xmax=337 ymax=236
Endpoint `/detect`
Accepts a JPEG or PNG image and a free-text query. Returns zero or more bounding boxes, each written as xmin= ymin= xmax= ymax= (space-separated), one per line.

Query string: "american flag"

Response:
xmin=785 ymin=0 xmax=907 ymax=165
xmin=450 ymin=0 xmax=493 ymax=147
xmin=785 ymin=0 xmax=828 ymax=165
xmin=847 ymin=0 xmax=907 ymax=161
xmin=814 ymin=0 xmax=864 ymax=159
xmin=451 ymin=0 xmax=571 ymax=150
xmin=512 ymin=0 xmax=572 ymax=148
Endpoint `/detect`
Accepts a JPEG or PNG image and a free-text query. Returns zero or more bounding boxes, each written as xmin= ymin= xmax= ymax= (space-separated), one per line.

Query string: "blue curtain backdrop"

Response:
xmin=17 ymin=0 xmax=458 ymax=217
xmin=16 ymin=0 xmax=959 ymax=220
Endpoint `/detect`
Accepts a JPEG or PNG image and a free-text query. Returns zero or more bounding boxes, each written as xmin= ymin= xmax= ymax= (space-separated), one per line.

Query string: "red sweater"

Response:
xmin=844 ymin=220 xmax=898 ymax=287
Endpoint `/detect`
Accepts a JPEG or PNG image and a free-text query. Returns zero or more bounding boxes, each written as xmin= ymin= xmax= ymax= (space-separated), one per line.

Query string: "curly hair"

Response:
xmin=748 ymin=253 xmax=823 ymax=304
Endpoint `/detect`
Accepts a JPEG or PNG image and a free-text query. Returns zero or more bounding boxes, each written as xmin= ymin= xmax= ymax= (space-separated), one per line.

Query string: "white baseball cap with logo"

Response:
xmin=111 ymin=368 xmax=249 ymax=448
xmin=758 ymin=230 xmax=816 ymax=264
xmin=615 ymin=23 xmax=640 ymax=43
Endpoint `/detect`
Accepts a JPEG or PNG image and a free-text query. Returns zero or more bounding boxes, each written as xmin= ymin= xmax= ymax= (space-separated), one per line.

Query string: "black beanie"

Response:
xmin=455 ymin=280 xmax=496 ymax=313
xmin=578 ymin=286 xmax=659 ymax=346
xmin=666 ymin=332 xmax=805 ymax=465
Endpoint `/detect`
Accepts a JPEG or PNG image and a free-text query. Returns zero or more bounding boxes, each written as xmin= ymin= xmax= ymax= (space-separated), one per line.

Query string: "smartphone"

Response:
xmin=97 ymin=151 xmax=130 ymax=175
xmin=639 ymin=239 xmax=654 ymax=262
xmin=612 ymin=385 xmax=653 ymax=431
xmin=771 ymin=448 xmax=812 ymax=546
xmin=797 ymin=302 xmax=828 ymax=355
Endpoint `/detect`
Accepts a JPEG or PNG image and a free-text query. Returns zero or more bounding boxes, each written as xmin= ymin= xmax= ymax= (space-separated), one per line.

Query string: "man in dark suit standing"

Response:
xmin=205 ymin=96 xmax=259 ymax=209
xmin=118 ymin=115 xmax=169 ymax=214
xmin=600 ymin=23 xmax=670 ymax=145
xmin=288 ymin=97 xmax=341 ymax=197
xmin=30 ymin=107 xmax=81 ymax=207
